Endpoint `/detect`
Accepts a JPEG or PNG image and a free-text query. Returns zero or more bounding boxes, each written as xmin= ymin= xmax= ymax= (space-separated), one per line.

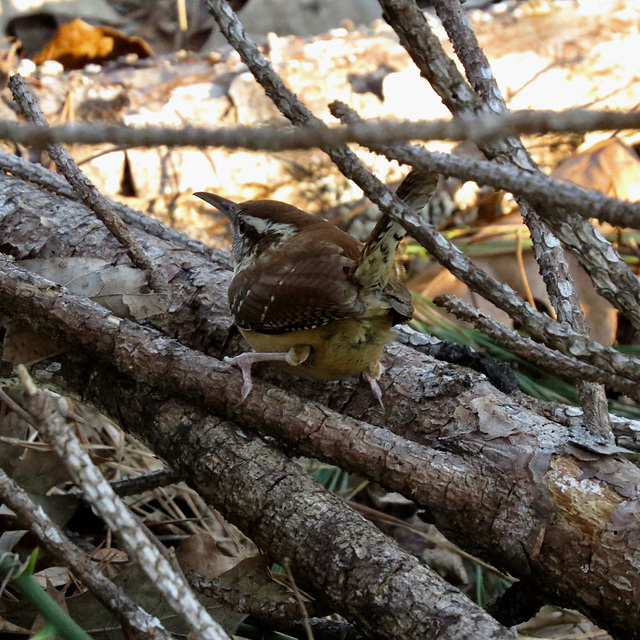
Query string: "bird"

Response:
xmin=194 ymin=169 xmax=437 ymax=404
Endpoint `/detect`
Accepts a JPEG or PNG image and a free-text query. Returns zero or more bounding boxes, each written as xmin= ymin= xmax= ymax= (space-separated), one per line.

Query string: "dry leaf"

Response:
xmin=31 ymin=578 xmax=69 ymax=635
xmin=33 ymin=18 xmax=153 ymax=70
xmin=0 ymin=530 xmax=28 ymax=553
xmin=5 ymin=257 xmax=171 ymax=365
xmin=91 ymin=548 xmax=129 ymax=564
xmin=552 ymin=138 xmax=640 ymax=202
xmin=176 ymin=533 xmax=245 ymax=578
xmin=0 ymin=409 xmax=72 ymax=493
xmin=17 ymin=258 xmax=169 ymax=319
xmin=217 ymin=554 xmax=300 ymax=605
xmin=19 ymin=257 xmax=127 ymax=297
xmin=33 ymin=566 xmax=71 ymax=588
xmin=12 ymin=446 xmax=73 ymax=495
xmin=0 ymin=402 xmax=33 ymax=474
xmin=0 ymin=614 xmax=31 ymax=635
xmin=66 ymin=563 xmax=246 ymax=637
xmin=2 ymin=323 xmax=63 ymax=366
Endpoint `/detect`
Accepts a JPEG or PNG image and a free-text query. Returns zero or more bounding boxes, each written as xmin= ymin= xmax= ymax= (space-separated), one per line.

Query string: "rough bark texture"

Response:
xmin=0 ymin=171 xmax=234 ymax=354
xmin=1 ymin=173 xmax=640 ymax=637
xmin=45 ymin=357 xmax=514 ymax=640
xmin=384 ymin=0 xmax=610 ymax=437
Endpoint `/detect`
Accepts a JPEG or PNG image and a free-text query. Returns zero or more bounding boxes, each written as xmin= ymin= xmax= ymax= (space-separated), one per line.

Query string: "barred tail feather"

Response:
xmin=355 ymin=169 xmax=438 ymax=288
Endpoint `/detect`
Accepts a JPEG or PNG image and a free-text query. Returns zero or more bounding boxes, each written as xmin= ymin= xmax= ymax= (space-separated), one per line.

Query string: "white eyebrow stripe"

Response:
xmin=241 ymin=215 xmax=298 ymax=241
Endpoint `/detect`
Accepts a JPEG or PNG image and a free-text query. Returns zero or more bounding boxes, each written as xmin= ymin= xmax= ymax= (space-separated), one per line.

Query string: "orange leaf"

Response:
xmin=33 ymin=18 xmax=153 ymax=70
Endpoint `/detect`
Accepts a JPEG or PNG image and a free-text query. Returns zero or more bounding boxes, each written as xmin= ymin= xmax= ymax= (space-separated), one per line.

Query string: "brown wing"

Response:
xmin=229 ymin=239 xmax=368 ymax=334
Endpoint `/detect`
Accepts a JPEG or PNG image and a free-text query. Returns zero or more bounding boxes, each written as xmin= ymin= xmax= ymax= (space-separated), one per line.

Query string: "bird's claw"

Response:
xmin=364 ymin=373 xmax=385 ymax=410
xmin=224 ymin=354 xmax=255 ymax=402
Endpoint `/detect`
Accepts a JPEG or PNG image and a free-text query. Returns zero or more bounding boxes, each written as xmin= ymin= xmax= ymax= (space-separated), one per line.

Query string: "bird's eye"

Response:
xmin=237 ymin=220 xmax=247 ymax=234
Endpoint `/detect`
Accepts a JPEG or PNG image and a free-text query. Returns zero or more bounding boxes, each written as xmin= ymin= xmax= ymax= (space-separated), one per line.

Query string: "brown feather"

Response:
xmin=197 ymin=192 xmax=414 ymax=341
xmin=229 ymin=230 xmax=367 ymax=333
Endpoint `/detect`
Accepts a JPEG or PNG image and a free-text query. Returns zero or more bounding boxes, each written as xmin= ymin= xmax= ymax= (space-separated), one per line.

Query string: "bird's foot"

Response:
xmin=364 ymin=361 xmax=385 ymax=409
xmin=364 ymin=373 xmax=385 ymax=409
xmin=224 ymin=346 xmax=311 ymax=401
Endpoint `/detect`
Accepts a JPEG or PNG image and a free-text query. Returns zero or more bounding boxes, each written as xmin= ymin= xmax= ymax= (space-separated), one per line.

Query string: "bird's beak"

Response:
xmin=194 ymin=192 xmax=237 ymax=219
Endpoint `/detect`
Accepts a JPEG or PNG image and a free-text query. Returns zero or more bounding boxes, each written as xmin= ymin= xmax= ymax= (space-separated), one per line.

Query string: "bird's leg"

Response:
xmin=224 ymin=345 xmax=311 ymax=401
xmin=364 ymin=361 xmax=385 ymax=409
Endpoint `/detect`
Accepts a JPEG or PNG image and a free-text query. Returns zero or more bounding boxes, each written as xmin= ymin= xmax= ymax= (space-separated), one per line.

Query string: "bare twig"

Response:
xmin=248 ymin=617 xmax=365 ymax=640
xmin=382 ymin=0 xmax=611 ymax=437
xmin=514 ymin=390 xmax=640 ymax=454
xmin=432 ymin=294 xmax=639 ymax=401
xmin=8 ymin=75 xmax=168 ymax=294
xmin=0 ymin=108 xmax=638 ymax=150
xmin=394 ymin=324 xmax=520 ymax=394
xmin=14 ymin=365 xmax=231 ymax=640
xmin=0 ymin=387 xmax=35 ymax=425
xmin=110 ymin=469 xmax=182 ymax=497
xmin=430 ymin=0 xmax=511 ymax=115
xmin=0 ymin=466 xmax=176 ymax=640
xmin=283 ymin=560 xmax=314 ymax=640
xmin=608 ymin=414 xmax=640 ymax=451
xmin=355 ymin=142 xmax=640 ymax=238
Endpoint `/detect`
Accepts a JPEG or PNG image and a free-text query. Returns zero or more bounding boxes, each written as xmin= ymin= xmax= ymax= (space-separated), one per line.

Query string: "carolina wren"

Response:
xmin=194 ymin=169 xmax=436 ymax=403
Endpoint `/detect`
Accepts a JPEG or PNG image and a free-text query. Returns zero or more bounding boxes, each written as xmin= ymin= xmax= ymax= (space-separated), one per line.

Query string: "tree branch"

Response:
xmin=9 ymin=75 xmax=168 ymax=294
xmin=12 ymin=366 xmax=230 ymax=640
xmin=0 ymin=109 xmax=639 ymax=151
xmin=432 ymin=294 xmax=638 ymax=399
xmin=0 ymin=465 xmax=175 ymax=640
xmin=1 ymin=182 xmax=640 ymax=636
